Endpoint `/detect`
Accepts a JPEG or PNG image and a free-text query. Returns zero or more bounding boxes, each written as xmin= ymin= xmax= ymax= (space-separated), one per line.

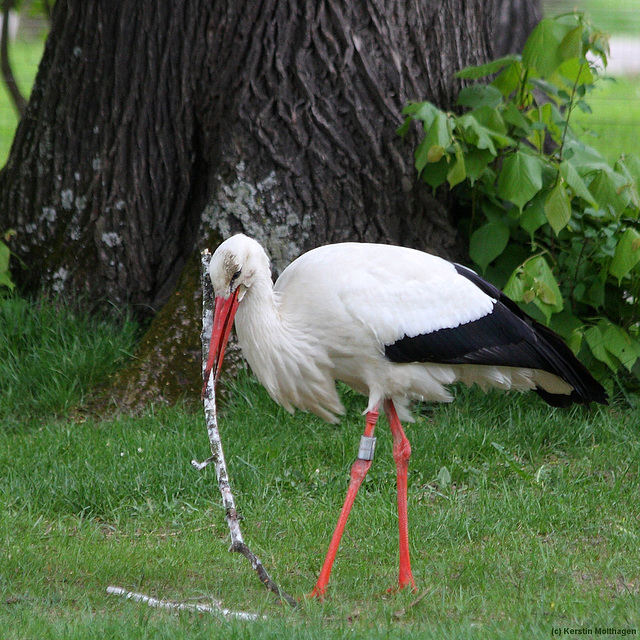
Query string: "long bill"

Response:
xmin=202 ymin=288 xmax=240 ymax=398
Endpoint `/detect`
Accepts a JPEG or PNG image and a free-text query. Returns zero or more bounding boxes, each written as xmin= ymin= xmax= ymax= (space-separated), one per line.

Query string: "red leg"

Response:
xmin=308 ymin=408 xmax=379 ymax=599
xmin=384 ymin=400 xmax=416 ymax=592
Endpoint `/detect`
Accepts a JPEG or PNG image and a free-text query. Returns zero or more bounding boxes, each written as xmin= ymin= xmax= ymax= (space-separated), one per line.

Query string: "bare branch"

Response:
xmin=196 ymin=249 xmax=297 ymax=608
xmin=0 ymin=0 xmax=26 ymax=117
xmin=106 ymin=586 xmax=263 ymax=621
xmin=190 ymin=455 xmax=215 ymax=470
xmin=42 ymin=0 xmax=53 ymax=23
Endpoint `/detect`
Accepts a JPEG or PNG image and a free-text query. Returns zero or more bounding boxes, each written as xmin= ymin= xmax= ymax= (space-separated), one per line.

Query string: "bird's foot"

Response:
xmin=304 ymin=585 xmax=327 ymax=601
xmin=386 ymin=577 xmax=417 ymax=595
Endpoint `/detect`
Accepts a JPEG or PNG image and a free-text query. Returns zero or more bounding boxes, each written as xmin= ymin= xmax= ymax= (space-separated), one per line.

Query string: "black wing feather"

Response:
xmin=384 ymin=264 xmax=607 ymax=406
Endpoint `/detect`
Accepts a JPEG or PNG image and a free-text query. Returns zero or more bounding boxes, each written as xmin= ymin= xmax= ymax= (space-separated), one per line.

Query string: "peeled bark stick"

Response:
xmin=192 ymin=249 xmax=297 ymax=608
xmin=106 ymin=586 xmax=263 ymax=620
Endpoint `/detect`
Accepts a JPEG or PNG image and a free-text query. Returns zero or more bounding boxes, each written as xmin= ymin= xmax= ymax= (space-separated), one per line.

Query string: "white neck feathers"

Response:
xmin=233 ymin=274 xmax=342 ymax=422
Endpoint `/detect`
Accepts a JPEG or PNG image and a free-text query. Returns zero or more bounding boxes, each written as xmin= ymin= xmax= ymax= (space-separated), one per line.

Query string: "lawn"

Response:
xmin=571 ymin=76 xmax=640 ymax=163
xmin=544 ymin=0 xmax=640 ymax=36
xmin=1 ymin=297 xmax=639 ymax=639
xmin=0 ymin=38 xmax=45 ymax=166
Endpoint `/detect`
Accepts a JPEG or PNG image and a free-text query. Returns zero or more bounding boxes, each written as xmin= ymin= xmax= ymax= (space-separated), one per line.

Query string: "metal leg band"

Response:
xmin=357 ymin=435 xmax=377 ymax=461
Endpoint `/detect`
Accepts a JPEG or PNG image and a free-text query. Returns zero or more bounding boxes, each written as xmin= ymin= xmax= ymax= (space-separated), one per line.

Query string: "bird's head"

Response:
xmin=207 ymin=233 xmax=270 ymax=299
xmin=203 ymin=234 xmax=271 ymax=396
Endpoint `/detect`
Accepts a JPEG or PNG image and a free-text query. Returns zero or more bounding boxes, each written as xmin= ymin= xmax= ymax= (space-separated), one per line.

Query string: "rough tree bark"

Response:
xmin=1 ymin=2 xmax=207 ymax=309
xmin=0 ymin=0 xmax=541 ymax=409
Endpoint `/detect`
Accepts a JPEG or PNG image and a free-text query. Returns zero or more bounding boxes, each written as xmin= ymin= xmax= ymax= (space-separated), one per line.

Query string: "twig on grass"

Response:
xmin=192 ymin=249 xmax=297 ymax=609
xmin=106 ymin=586 xmax=263 ymax=620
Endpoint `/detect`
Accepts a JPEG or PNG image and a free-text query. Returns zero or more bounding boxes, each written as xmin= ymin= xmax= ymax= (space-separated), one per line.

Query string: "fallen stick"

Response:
xmin=106 ymin=586 xmax=262 ymax=620
xmin=192 ymin=249 xmax=297 ymax=609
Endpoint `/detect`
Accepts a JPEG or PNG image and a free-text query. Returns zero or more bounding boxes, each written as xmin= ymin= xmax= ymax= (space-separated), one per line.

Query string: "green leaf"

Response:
xmin=609 ymin=227 xmax=640 ymax=282
xmin=469 ymin=222 xmax=510 ymax=272
xmin=587 ymin=30 xmax=610 ymax=68
xmin=456 ymin=106 xmax=511 ymax=157
xmin=456 ymin=114 xmax=497 ymax=155
xmin=614 ymin=157 xmax=640 ymax=210
xmin=0 ymin=272 xmax=14 ymax=290
xmin=564 ymin=140 xmax=611 ymax=174
xmin=520 ymin=192 xmax=548 ymax=236
xmin=587 ymin=280 xmax=605 ymax=309
xmin=464 ymin=148 xmax=494 ymax=185
xmin=523 ymin=255 xmax=564 ymax=322
xmin=421 ymin=157 xmax=449 ymax=189
xmin=426 ymin=113 xmax=451 ymax=147
xmin=436 ymin=466 xmax=451 ymax=488
xmin=544 ymin=181 xmax=572 ymax=235
xmin=550 ymin=311 xmax=584 ymax=354
xmin=522 ymin=18 xmax=577 ymax=77
xmin=427 ymin=145 xmax=446 ymax=163
xmin=529 ymin=78 xmax=561 ymax=100
xmin=402 ymin=101 xmax=441 ymax=130
xmin=558 ymin=24 xmax=583 ymax=61
xmin=588 ymin=170 xmax=631 ymax=216
xmin=396 ymin=117 xmax=412 ymax=138
xmin=576 ymin=99 xmax=592 ymax=114
xmin=455 ymin=56 xmax=520 ymax=80
xmin=585 ymin=325 xmax=616 ymax=369
xmin=498 ymin=151 xmax=544 ymax=211
xmin=414 ymin=113 xmax=452 ymax=173
xmin=528 ymin=103 xmax=563 ymax=148
xmin=472 ymin=106 xmax=511 ymax=143
xmin=0 ymin=241 xmax=14 ymax=292
xmin=554 ymin=58 xmax=594 ymax=87
xmin=560 ymin=160 xmax=597 ymax=207
xmin=491 ymin=60 xmax=524 ymax=97
xmin=602 ymin=322 xmax=640 ymax=372
xmin=457 ymin=85 xmax=503 ymax=109
xmin=446 ymin=143 xmax=467 ymax=188
xmin=502 ymin=102 xmax=530 ymax=133
xmin=414 ymin=138 xmax=432 ymax=174
xmin=504 ymin=270 xmax=526 ymax=302
xmin=0 ymin=241 xmax=10 ymax=274
xmin=620 ymin=154 xmax=640 ymax=192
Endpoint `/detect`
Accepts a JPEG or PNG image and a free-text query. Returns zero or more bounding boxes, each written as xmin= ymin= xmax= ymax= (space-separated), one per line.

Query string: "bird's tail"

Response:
xmin=528 ymin=320 xmax=608 ymax=407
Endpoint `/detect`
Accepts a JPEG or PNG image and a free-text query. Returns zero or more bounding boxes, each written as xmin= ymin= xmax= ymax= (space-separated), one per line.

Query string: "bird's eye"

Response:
xmin=230 ymin=269 xmax=242 ymax=285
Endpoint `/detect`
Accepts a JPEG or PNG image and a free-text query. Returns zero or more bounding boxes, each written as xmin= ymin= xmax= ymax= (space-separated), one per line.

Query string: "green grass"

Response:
xmin=543 ymin=1 xmax=640 ymax=162
xmin=580 ymin=0 xmax=640 ymax=35
xmin=0 ymin=38 xmax=45 ymax=166
xmin=572 ymin=76 xmax=640 ymax=163
xmin=1 ymin=297 xmax=640 ymax=638
xmin=0 ymin=296 xmax=138 ymax=427
xmin=544 ymin=0 xmax=640 ymax=35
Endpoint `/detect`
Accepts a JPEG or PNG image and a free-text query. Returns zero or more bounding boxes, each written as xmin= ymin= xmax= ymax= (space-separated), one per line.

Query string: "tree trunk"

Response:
xmin=491 ymin=0 xmax=542 ymax=57
xmin=0 ymin=0 xmax=541 ymax=409
xmin=1 ymin=1 xmax=208 ymax=310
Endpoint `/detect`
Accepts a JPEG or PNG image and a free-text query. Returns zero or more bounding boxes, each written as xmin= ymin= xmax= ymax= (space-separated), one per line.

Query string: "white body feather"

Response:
xmin=228 ymin=241 xmax=572 ymax=423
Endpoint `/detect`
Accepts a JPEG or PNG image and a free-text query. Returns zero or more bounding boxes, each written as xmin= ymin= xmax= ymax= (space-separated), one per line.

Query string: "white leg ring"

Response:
xmin=357 ymin=435 xmax=377 ymax=461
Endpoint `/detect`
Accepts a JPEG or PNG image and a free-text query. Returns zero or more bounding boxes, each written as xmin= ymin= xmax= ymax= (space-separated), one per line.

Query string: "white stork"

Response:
xmin=204 ymin=233 xmax=607 ymax=598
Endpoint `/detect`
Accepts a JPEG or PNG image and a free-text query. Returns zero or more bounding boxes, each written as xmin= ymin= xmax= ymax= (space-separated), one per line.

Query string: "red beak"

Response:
xmin=202 ymin=288 xmax=240 ymax=398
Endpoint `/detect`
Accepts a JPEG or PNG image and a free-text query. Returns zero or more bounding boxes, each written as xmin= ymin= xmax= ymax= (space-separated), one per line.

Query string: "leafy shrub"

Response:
xmin=400 ymin=14 xmax=640 ymax=387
